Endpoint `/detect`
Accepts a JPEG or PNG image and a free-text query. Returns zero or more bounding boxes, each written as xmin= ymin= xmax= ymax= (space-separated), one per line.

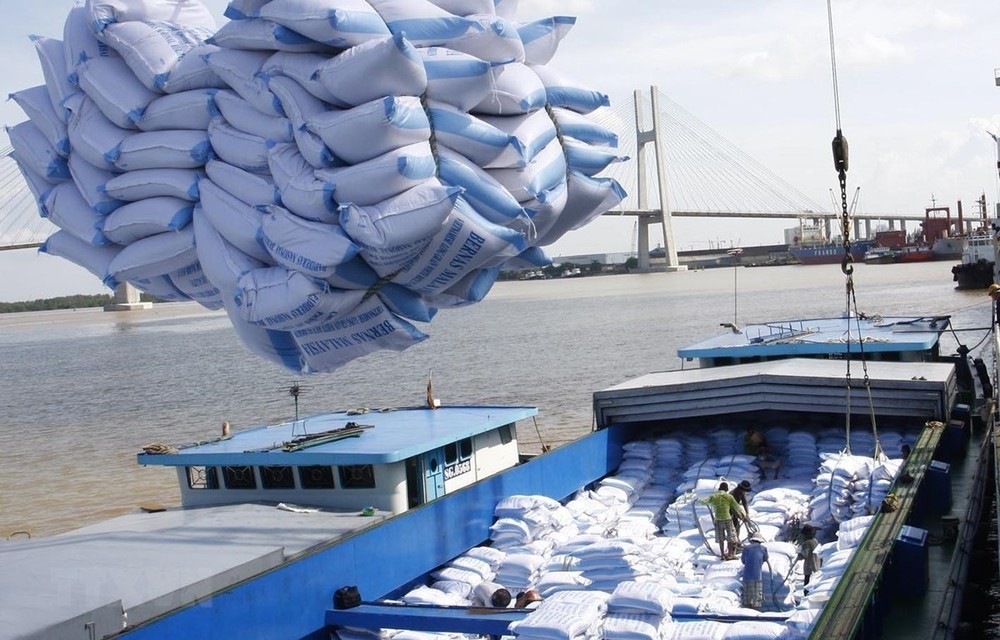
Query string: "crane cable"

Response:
xmin=827 ymin=0 xmax=883 ymax=460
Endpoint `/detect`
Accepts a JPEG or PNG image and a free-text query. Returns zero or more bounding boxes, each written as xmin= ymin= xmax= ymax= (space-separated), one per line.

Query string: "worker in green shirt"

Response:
xmin=701 ymin=481 xmax=747 ymax=560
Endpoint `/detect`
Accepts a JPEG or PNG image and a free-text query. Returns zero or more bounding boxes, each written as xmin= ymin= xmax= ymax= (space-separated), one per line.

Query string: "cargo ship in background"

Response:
xmin=786 ymin=218 xmax=874 ymax=265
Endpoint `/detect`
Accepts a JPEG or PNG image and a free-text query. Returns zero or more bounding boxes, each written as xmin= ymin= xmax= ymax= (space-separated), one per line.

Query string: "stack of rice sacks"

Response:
xmin=602 ymin=581 xmax=675 ymax=640
xmin=489 ymin=494 xmax=579 ymax=594
xmin=8 ymin=0 xmax=626 ymax=374
xmin=508 ymin=590 xmax=608 ymax=640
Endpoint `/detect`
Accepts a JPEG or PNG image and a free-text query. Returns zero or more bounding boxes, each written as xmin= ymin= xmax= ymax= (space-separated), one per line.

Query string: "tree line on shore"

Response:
xmin=0 ymin=293 xmax=155 ymax=313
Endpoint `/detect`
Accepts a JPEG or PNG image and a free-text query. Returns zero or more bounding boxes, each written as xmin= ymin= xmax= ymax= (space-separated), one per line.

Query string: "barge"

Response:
xmin=2 ymin=312 xmax=993 ymax=640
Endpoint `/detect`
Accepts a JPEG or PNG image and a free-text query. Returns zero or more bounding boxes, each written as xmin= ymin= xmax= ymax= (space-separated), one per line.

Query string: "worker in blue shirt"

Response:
xmin=741 ymin=533 xmax=769 ymax=609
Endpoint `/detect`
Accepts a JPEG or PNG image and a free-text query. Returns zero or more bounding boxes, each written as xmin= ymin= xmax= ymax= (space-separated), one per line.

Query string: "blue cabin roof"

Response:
xmin=138 ymin=406 xmax=537 ymax=467
xmin=677 ymin=315 xmax=949 ymax=360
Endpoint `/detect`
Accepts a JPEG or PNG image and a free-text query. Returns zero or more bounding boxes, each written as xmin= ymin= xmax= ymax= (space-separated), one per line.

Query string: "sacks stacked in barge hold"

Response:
xmin=375 ymin=427 xmax=914 ymax=640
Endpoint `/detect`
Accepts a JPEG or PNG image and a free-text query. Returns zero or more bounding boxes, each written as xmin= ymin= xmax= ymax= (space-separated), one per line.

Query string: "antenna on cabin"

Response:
xmin=279 ymin=381 xmax=313 ymax=434
xmin=289 ymin=382 xmax=302 ymax=421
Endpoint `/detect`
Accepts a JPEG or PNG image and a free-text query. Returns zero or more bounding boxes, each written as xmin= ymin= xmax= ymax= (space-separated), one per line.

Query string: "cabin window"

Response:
xmin=299 ymin=465 xmax=336 ymax=489
xmin=187 ymin=466 xmax=218 ymax=490
xmin=261 ymin=465 xmax=296 ymax=489
xmin=499 ymin=424 xmax=513 ymax=445
xmin=222 ymin=465 xmax=258 ymax=490
xmin=339 ymin=464 xmax=376 ymax=489
xmin=445 ymin=443 xmax=458 ymax=464
xmin=460 ymin=437 xmax=473 ymax=459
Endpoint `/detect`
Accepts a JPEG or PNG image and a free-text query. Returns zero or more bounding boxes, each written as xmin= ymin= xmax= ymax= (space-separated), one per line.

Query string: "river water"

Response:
xmin=0 ymin=260 xmax=993 ymax=538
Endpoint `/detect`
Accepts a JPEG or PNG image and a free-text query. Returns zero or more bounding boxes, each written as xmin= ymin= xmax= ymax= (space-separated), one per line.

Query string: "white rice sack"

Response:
xmin=431 ymin=579 xmax=474 ymax=598
xmin=306 ymin=96 xmax=431 ymax=165
xmin=11 ymin=157 xmax=57 ymax=204
xmin=7 ymin=121 xmax=71 ymax=182
xmin=40 ymin=230 xmax=120 ymax=283
xmin=67 ymin=153 xmax=123 ymax=214
xmin=205 ymin=160 xmax=280 ymax=207
xmin=390 ymin=196 xmax=527 ymax=294
xmin=31 ymin=36 xmax=77 ymax=122
xmin=214 ymin=90 xmax=293 ymax=141
xmin=65 ymin=94 xmax=130 ymax=171
xmin=100 ymin=20 xmax=215 ymax=91
xmin=564 ymin=139 xmax=628 ymax=176
xmin=473 ymin=62 xmax=546 ymax=115
xmin=436 ymin=147 xmax=527 ymax=226
xmin=480 ymin=108 xmax=557 ymax=166
xmin=535 ymin=572 xmax=591 ymax=598
xmin=495 ymin=494 xmax=562 ymax=516
xmin=137 ymin=89 xmax=219 ymax=131
xmin=601 ymin=614 xmax=668 ymax=640
xmin=225 ymin=0 xmax=270 ymax=21
xmin=607 ymin=581 xmax=675 ymax=616
xmin=86 ymin=0 xmax=217 ymax=32
xmin=258 ymin=206 xmax=358 ymax=278
xmin=317 ymin=142 xmax=437 ymax=207
xmin=325 ymin=256 xmax=381 ymax=290
xmin=531 ymin=64 xmax=610 ymax=114
xmin=207 ymin=117 xmax=270 ymax=173
xmin=258 ymin=0 xmax=391 ymax=47
xmin=205 ymin=49 xmax=283 ymax=117
xmin=430 ymin=102 xmax=523 ymax=168
xmin=262 ymin=52 xmax=338 ymax=104
xmin=538 ymin=172 xmax=626 ymax=246
xmin=160 ymin=43 xmax=226 ymax=93
xmin=41 ymin=183 xmax=111 ymax=247
xmin=233 ymin=267 xmax=367 ymax=330
xmin=494 ymin=0 xmax=518 ymax=20
xmin=447 ymin=555 xmax=494 ymax=579
xmin=401 ymin=585 xmax=467 ymax=606
xmin=113 ymin=129 xmax=213 ymax=170
xmin=418 ymin=46 xmax=492 ymax=112
xmin=290 ymin=296 xmax=428 ymax=373
xmin=102 ymin=196 xmax=194 ymax=244
xmin=267 ymin=76 xmax=337 ymax=167
xmin=128 ymin=274 xmax=186 ymax=301
xmin=75 ymin=56 xmax=157 ymax=129
xmin=198 ymin=179 xmax=272 ymax=262
xmin=105 ymin=168 xmax=203 ymax=201
xmin=314 ymin=33 xmax=427 ymax=108
xmin=63 ymin=6 xmax=118 ymax=74
xmin=208 ymin=17 xmax=334 ymax=53
xmin=446 ymin=14 xmax=524 ymax=63
xmin=464 ymin=546 xmax=507 ymax=569
xmin=518 ymin=16 xmax=575 ymax=66
xmin=365 ymin=0 xmax=482 ymax=46
xmin=105 ymin=227 xmax=197 ymax=285
xmin=192 ymin=206 xmax=266 ymax=293
xmin=170 ymin=261 xmax=223 ymax=309
xmin=8 ymin=86 xmax=70 ymax=157
xmin=267 ymin=143 xmax=337 ymax=222
xmin=427 ymin=0 xmax=495 ymax=15
xmin=340 ymin=183 xmax=458 ymax=272
xmin=488 ymin=137 xmax=566 ymax=202
xmin=663 ymin=621 xmax=729 ymax=640
xmin=720 ymin=621 xmax=785 ymax=640
xmin=508 ymin=603 xmax=603 ymax=640
xmin=221 ymin=298 xmax=304 ymax=372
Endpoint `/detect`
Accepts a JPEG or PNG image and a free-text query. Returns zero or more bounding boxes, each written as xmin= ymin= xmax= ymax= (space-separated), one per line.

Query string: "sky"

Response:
xmin=2 ymin=0 xmax=1000 ymax=301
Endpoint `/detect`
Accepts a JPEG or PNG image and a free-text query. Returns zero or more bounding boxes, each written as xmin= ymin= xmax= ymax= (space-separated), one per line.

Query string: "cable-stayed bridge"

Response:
xmin=0 ymin=87 xmax=944 ymax=270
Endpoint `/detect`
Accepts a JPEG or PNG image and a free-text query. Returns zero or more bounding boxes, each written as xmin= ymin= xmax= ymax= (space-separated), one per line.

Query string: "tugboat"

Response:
xmin=951 ymin=195 xmax=994 ymax=289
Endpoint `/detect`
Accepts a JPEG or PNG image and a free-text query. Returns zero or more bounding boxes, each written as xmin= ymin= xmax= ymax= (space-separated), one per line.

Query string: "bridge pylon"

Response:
xmin=633 ymin=87 xmax=686 ymax=273
xmin=104 ymin=282 xmax=152 ymax=311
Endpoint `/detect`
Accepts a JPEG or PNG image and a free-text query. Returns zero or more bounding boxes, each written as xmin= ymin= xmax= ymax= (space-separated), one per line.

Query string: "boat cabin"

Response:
xmin=678 ymin=315 xmax=948 ymax=369
xmin=139 ymin=406 xmax=536 ymax=513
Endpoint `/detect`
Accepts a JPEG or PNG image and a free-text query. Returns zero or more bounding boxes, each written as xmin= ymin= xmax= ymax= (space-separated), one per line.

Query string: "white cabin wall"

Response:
xmin=473 ymin=428 xmax=519 ymax=479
